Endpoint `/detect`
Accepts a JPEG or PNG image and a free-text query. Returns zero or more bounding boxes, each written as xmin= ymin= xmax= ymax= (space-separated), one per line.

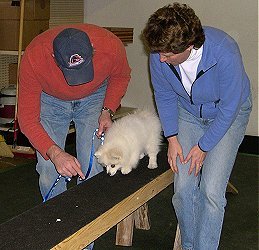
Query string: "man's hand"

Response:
xmin=167 ymin=136 xmax=184 ymax=173
xmin=97 ymin=110 xmax=113 ymax=137
xmin=47 ymin=145 xmax=85 ymax=180
xmin=184 ymin=145 xmax=207 ymax=176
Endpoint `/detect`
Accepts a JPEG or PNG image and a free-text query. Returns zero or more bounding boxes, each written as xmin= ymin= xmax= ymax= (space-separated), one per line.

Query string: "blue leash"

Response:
xmin=43 ymin=175 xmax=71 ymax=202
xmin=85 ymin=129 xmax=105 ymax=178
xmin=43 ymin=128 xmax=105 ymax=202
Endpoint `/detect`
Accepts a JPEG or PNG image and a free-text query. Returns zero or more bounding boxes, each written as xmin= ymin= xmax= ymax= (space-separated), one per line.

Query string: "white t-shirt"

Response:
xmin=179 ymin=46 xmax=203 ymax=95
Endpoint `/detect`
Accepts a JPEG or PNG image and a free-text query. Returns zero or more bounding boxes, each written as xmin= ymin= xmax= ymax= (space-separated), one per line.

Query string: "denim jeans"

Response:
xmin=172 ymin=95 xmax=252 ymax=250
xmin=36 ymin=82 xmax=107 ymax=201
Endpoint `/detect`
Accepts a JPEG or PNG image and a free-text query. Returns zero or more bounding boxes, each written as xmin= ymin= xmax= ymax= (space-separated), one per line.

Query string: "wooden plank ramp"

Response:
xmin=0 ymin=147 xmax=173 ymax=250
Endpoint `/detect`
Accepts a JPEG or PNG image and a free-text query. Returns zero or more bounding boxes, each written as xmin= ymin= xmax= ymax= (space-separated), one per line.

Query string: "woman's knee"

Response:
xmin=200 ymin=185 xmax=227 ymax=212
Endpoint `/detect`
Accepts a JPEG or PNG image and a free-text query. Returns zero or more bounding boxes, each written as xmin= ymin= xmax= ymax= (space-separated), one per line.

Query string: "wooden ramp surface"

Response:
xmin=0 ymin=148 xmax=172 ymax=250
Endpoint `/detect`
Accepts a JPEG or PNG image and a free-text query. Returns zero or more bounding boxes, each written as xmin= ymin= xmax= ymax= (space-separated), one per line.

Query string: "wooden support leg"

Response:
xmin=134 ymin=202 xmax=150 ymax=230
xmin=226 ymin=181 xmax=239 ymax=194
xmin=116 ymin=203 xmax=151 ymax=246
xmin=116 ymin=212 xmax=134 ymax=246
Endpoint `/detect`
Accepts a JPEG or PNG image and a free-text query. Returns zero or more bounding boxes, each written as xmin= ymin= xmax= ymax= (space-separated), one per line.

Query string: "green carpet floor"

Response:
xmin=0 ymin=153 xmax=258 ymax=249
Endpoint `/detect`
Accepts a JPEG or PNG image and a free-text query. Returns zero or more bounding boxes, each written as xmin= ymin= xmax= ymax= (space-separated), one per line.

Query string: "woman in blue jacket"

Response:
xmin=142 ymin=3 xmax=252 ymax=249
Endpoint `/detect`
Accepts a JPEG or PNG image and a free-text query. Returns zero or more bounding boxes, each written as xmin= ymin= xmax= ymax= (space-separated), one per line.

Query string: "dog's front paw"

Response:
xmin=121 ymin=167 xmax=132 ymax=175
xmin=139 ymin=153 xmax=145 ymax=159
xmin=147 ymin=163 xmax=158 ymax=169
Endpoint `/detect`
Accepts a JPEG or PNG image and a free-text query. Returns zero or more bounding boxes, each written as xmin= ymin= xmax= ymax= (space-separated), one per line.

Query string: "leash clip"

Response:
xmin=93 ymin=128 xmax=105 ymax=145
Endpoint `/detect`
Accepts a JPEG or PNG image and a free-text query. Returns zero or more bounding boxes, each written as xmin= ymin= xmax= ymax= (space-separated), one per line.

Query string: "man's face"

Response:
xmin=159 ymin=46 xmax=193 ymax=66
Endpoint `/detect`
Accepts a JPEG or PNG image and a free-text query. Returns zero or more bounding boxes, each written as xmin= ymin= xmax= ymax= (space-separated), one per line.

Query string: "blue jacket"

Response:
xmin=150 ymin=26 xmax=250 ymax=151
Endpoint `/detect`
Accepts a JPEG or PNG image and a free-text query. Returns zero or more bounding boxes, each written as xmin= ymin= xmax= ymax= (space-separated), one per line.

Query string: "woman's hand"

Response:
xmin=167 ymin=136 xmax=184 ymax=173
xmin=184 ymin=145 xmax=207 ymax=176
xmin=47 ymin=145 xmax=85 ymax=179
xmin=97 ymin=110 xmax=113 ymax=137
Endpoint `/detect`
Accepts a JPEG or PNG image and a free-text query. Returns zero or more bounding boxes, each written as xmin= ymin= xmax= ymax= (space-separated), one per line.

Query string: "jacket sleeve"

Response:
xmin=18 ymin=50 xmax=55 ymax=159
xmin=150 ymin=53 xmax=179 ymax=137
xmin=198 ymin=40 xmax=249 ymax=151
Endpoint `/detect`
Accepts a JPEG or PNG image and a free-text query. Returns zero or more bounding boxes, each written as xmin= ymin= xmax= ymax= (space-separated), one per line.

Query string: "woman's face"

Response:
xmin=159 ymin=46 xmax=193 ymax=65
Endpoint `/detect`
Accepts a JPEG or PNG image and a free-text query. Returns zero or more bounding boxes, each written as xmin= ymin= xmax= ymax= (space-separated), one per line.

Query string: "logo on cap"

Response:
xmin=68 ymin=54 xmax=85 ymax=67
xmin=53 ymin=28 xmax=94 ymax=85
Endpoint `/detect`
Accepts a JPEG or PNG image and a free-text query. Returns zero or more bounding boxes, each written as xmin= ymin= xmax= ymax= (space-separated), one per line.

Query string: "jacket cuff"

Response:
xmin=198 ymin=142 xmax=208 ymax=152
xmin=166 ymin=133 xmax=178 ymax=139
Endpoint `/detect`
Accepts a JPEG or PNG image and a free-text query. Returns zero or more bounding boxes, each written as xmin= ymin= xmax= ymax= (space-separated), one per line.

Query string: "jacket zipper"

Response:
xmin=200 ymin=104 xmax=203 ymax=118
xmin=190 ymin=70 xmax=205 ymax=104
xmin=167 ymin=63 xmax=191 ymax=101
xmin=167 ymin=63 xmax=221 ymax=118
xmin=167 ymin=64 xmax=205 ymax=105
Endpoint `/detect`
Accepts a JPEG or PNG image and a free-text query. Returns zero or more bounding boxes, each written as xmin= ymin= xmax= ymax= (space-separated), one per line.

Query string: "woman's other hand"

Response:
xmin=184 ymin=145 xmax=207 ymax=176
xmin=167 ymin=136 xmax=184 ymax=173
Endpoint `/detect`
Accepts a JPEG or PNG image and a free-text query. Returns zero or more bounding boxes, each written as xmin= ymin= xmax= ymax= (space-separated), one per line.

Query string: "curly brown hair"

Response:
xmin=142 ymin=2 xmax=205 ymax=53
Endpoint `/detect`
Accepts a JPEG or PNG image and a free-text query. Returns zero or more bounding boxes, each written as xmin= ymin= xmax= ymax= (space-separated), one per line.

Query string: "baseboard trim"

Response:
xmin=238 ymin=135 xmax=259 ymax=155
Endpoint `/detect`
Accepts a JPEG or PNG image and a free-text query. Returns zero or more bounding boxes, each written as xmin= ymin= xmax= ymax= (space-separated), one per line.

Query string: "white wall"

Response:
xmin=84 ymin=0 xmax=258 ymax=136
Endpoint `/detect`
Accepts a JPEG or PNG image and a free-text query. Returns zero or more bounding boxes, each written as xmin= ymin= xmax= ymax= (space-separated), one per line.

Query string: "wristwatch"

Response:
xmin=101 ymin=106 xmax=115 ymax=117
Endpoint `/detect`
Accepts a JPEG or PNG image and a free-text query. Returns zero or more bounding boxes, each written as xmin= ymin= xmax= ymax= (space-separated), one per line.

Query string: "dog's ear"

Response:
xmin=109 ymin=148 xmax=123 ymax=161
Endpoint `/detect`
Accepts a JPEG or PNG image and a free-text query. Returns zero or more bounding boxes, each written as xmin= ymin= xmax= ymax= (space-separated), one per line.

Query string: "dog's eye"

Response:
xmin=111 ymin=164 xmax=116 ymax=168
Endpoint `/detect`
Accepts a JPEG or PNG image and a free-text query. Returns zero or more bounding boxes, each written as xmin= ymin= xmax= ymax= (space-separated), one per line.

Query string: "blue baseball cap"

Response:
xmin=53 ymin=28 xmax=94 ymax=85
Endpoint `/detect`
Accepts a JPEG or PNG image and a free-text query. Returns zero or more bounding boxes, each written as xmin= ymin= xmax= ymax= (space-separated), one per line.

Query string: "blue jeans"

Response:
xmin=36 ymin=82 xmax=107 ymax=201
xmin=172 ymin=95 xmax=252 ymax=250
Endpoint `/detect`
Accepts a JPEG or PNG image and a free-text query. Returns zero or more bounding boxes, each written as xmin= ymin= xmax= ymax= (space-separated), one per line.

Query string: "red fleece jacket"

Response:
xmin=18 ymin=23 xmax=131 ymax=159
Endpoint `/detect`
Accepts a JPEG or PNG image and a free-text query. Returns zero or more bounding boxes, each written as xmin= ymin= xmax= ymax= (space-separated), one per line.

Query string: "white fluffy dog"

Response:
xmin=94 ymin=109 xmax=162 ymax=176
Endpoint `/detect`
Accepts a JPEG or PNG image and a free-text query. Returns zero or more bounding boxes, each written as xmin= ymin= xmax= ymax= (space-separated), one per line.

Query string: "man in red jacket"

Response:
xmin=18 ymin=24 xmax=131 ymax=204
